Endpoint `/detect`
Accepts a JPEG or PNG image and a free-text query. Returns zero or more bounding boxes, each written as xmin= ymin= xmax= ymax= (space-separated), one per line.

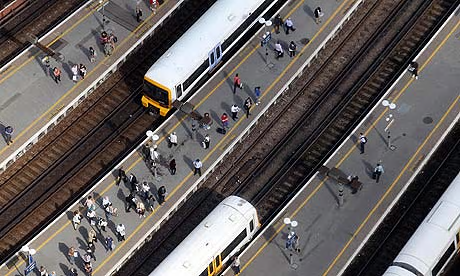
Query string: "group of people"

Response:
xmin=71 ymin=63 xmax=88 ymax=83
xmin=100 ymin=31 xmax=117 ymax=56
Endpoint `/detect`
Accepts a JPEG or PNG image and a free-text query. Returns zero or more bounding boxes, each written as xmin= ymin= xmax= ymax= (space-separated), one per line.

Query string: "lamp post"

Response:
xmin=22 ymin=245 xmax=37 ymax=276
xmin=283 ymin=218 xmax=299 ymax=269
xmin=382 ymin=100 xmax=397 ymax=151
xmin=258 ymin=18 xmax=273 ymax=67
xmin=99 ymin=0 xmax=108 ymax=31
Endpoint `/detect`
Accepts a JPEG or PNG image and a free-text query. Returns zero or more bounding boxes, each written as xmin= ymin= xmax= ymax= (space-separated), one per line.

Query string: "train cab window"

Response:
xmin=144 ymin=81 xmax=169 ymax=107
xmin=199 ymin=269 xmax=208 ymax=276
xmin=432 ymin=241 xmax=455 ymax=276
xmin=215 ymin=255 xmax=222 ymax=268
xmin=456 ymin=232 xmax=460 ymax=244
xmin=250 ymin=220 xmax=254 ymax=232
xmin=208 ymin=262 xmax=214 ymax=275
xmin=176 ymin=84 xmax=183 ymax=98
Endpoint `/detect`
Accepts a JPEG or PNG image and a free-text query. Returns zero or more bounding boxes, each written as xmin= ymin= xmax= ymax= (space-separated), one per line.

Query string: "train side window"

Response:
xmin=199 ymin=269 xmax=208 ymax=276
xmin=250 ymin=220 xmax=254 ymax=232
xmin=208 ymin=51 xmax=215 ymax=66
xmin=176 ymin=84 xmax=183 ymax=98
xmin=432 ymin=241 xmax=455 ymax=276
xmin=216 ymin=45 xmax=222 ymax=60
xmin=221 ymin=229 xmax=247 ymax=260
xmin=456 ymin=232 xmax=460 ymax=244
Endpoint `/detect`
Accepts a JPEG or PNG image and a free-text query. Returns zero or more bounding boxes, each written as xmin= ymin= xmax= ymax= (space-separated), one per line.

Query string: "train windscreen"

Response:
xmin=144 ymin=81 xmax=169 ymax=107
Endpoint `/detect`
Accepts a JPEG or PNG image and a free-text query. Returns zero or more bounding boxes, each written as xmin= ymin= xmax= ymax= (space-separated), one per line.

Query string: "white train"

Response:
xmin=383 ymin=172 xmax=460 ymax=276
xmin=150 ymin=196 xmax=260 ymax=276
xmin=142 ymin=0 xmax=276 ymax=116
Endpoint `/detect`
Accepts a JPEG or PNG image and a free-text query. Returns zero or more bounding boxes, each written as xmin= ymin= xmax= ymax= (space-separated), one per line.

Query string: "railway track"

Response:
xmin=0 ymin=0 xmax=218 ymax=263
xmin=0 ymin=0 xmax=86 ymax=68
xmin=115 ymin=0 xmax=459 ymax=274
xmin=342 ymin=122 xmax=460 ymax=276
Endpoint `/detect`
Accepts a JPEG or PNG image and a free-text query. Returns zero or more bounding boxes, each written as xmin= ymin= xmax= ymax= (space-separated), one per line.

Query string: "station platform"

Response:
xmin=222 ymin=9 xmax=460 ymax=276
xmin=0 ymin=0 xmax=357 ymax=275
xmin=0 ymin=0 xmax=180 ymax=171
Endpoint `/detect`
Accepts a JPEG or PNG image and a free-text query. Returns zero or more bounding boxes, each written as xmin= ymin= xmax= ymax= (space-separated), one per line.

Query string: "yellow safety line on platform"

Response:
xmin=321 ymin=19 xmax=460 ymax=276
xmin=0 ymin=1 xmax=169 ymax=157
xmin=239 ymin=20 xmax=460 ymax=276
xmin=5 ymin=0 xmax=349 ymax=274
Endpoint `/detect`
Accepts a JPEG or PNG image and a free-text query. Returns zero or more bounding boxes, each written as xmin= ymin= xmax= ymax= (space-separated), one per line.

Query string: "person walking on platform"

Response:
xmin=314 ymin=7 xmax=323 ymax=24
xmin=254 ymin=86 xmax=261 ymax=105
xmin=150 ymin=144 xmax=160 ymax=162
xmin=169 ymin=159 xmax=176 ymax=175
xmin=168 ymin=132 xmax=178 ymax=147
xmin=193 ymin=159 xmax=203 ymax=176
xmin=221 ymin=113 xmax=229 ymax=130
xmin=147 ymin=194 xmax=156 ymax=212
xmin=288 ymin=41 xmax=297 ymax=57
xmin=82 ymin=253 xmax=91 ymax=266
xmin=98 ymin=216 xmax=108 ymax=232
xmin=4 ymin=125 xmax=14 ymax=145
xmin=70 ymin=267 xmax=78 ymax=276
xmin=273 ymin=14 xmax=283 ymax=34
xmin=158 ymin=185 xmax=167 ymax=205
xmin=359 ymin=133 xmax=367 ymax=154
xmin=39 ymin=265 xmax=48 ymax=276
xmin=284 ymin=18 xmax=296 ymax=34
xmin=68 ymin=246 xmax=76 ymax=265
xmin=136 ymin=6 xmax=143 ymax=22
xmin=125 ymin=192 xmax=137 ymax=212
xmin=231 ymin=104 xmax=240 ymax=120
xmin=116 ymin=223 xmax=126 ymax=241
xmin=129 ymin=173 xmax=139 ymax=193
xmin=244 ymin=97 xmax=253 ymax=118
xmin=116 ymin=167 xmax=128 ymax=185
xmin=88 ymin=229 xmax=97 ymax=246
xmin=84 ymin=262 xmax=93 ymax=276
xmin=53 ymin=67 xmax=61 ymax=84
xmin=408 ymin=61 xmax=419 ymax=79
xmin=233 ymin=73 xmax=243 ymax=94
xmin=89 ymin=46 xmax=97 ymax=63
xmin=274 ymin=41 xmax=284 ymax=59
xmin=72 ymin=210 xmax=82 ymax=230
xmin=373 ymin=163 xmax=384 ymax=183
xmin=141 ymin=181 xmax=151 ymax=200
xmin=202 ymin=134 xmax=210 ymax=149
xmin=105 ymin=236 xmax=114 ymax=252
xmin=232 ymin=256 xmax=241 ymax=275
xmin=71 ymin=64 xmax=79 ymax=83
xmin=79 ymin=64 xmax=87 ymax=80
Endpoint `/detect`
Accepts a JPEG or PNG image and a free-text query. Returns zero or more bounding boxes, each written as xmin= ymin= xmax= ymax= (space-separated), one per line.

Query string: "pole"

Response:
xmin=338 ymin=183 xmax=344 ymax=207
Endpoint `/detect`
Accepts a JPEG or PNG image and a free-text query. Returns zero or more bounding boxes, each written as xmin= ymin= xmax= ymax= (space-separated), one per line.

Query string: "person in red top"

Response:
xmin=233 ymin=73 xmax=242 ymax=94
xmin=53 ymin=67 xmax=61 ymax=84
xmin=221 ymin=113 xmax=229 ymax=130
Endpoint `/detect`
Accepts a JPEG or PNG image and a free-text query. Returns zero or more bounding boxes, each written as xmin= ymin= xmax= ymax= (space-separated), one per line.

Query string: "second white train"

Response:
xmin=383 ymin=172 xmax=460 ymax=276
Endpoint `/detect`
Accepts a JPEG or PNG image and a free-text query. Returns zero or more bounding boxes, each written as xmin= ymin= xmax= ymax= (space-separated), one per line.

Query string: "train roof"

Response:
xmin=391 ymin=172 xmax=460 ymax=275
xmin=144 ymin=0 xmax=264 ymax=89
xmin=150 ymin=196 xmax=257 ymax=276
xmin=383 ymin=266 xmax=418 ymax=276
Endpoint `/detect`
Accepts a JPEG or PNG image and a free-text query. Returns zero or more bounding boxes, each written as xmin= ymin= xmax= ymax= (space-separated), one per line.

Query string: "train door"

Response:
xmin=207 ymin=255 xmax=222 ymax=275
xmin=208 ymin=43 xmax=222 ymax=71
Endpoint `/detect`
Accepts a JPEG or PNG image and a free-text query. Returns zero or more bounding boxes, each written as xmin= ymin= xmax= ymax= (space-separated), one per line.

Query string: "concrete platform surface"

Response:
xmin=223 ymin=11 xmax=460 ymax=276
xmin=0 ymin=0 xmax=356 ymax=275
xmin=0 ymin=0 xmax=180 ymax=171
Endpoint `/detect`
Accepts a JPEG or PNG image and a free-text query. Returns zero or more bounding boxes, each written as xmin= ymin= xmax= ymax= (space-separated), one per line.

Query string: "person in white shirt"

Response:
xmin=274 ymin=41 xmax=284 ymax=58
xmin=169 ymin=132 xmax=178 ymax=147
xmin=193 ymin=159 xmax=203 ymax=176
